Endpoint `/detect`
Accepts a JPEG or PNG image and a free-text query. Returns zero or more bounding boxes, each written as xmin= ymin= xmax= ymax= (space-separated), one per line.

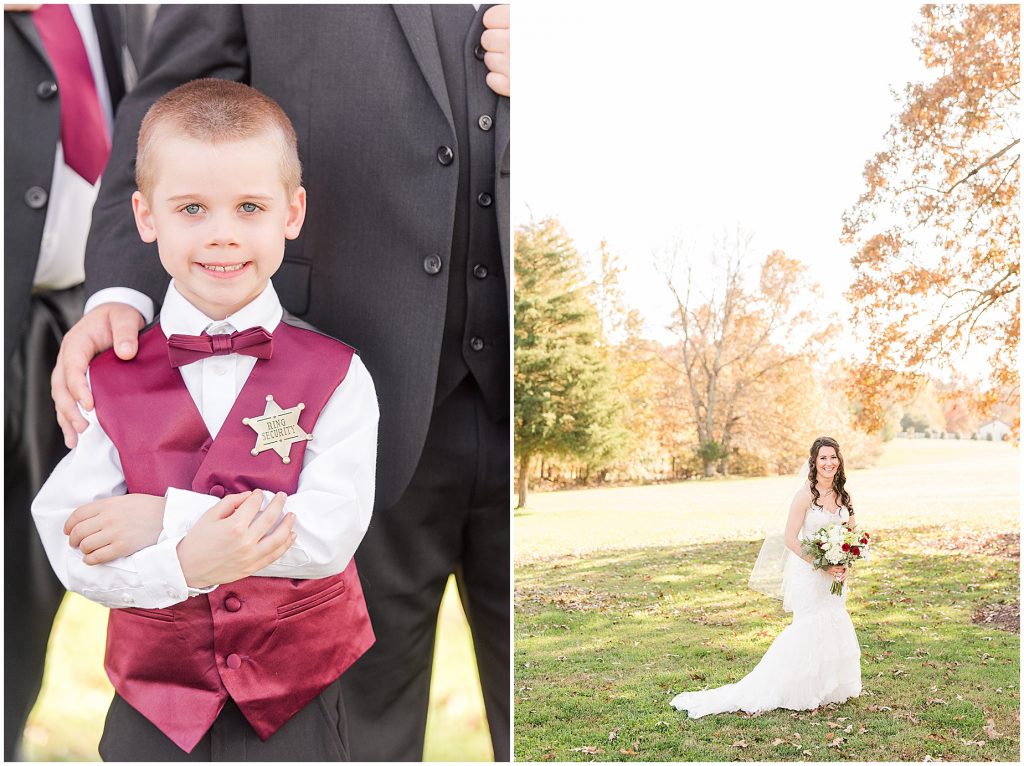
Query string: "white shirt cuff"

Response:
xmin=85 ymin=287 xmax=155 ymax=324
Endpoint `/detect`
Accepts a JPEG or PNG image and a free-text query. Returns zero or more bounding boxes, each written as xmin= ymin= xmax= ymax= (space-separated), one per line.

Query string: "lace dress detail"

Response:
xmin=670 ymin=505 xmax=861 ymax=717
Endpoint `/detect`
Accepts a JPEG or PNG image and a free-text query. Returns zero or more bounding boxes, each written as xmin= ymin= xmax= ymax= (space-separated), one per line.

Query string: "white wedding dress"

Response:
xmin=670 ymin=505 xmax=861 ymax=717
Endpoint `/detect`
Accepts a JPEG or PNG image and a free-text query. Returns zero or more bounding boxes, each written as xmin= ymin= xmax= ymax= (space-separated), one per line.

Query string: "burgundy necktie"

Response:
xmin=167 ymin=328 xmax=275 ymax=368
xmin=33 ymin=4 xmax=111 ymax=184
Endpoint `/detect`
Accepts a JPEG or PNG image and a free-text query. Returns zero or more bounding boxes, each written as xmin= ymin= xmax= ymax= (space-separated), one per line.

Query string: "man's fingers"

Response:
xmin=480 ymin=28 xmax=508 ymax=54
xmin=481 ymin=4 xmax=509 ymax=32
xmin=52 ymin=362 xmax=89 ymax=436
xmin=109 ymin=306 xmax=144 ymax=360
xmin=486 ymin=72 xmax=510 ymax=98
xmin=55 ymin=409 xmax=78 ymax=450
xmin=60 ymin=340 xmax=97 ymax=412
xmin=484 ymin=51 xmax=509 ymax=77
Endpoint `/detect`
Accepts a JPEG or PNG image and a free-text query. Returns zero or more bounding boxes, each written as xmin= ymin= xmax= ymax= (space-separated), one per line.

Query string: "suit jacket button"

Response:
xmin=470 ymin=336 xmax=485 ymax=352
xmin=36 ymin=80 xmax=58 ymax=99
xmin=210 ymin=484 xmax=225 ymax=498
xmin=474 ymin=44 xmax=485 ymax=61
xmin=477 ymin=192 xmax=493 ymax=208
xmin=473 ymin=264 xmax=488 ymax=279
xmin=24 ymin=186 xmax=48 ymax=209
xmin=224 ymin=596 xmax=242 ymax=612
xmin=478 ymin=114 xmax=493 ymax=131
xmin=226 ymin=653 xmax=241 ymax=669
xmin=436 ymin=145 xmax=454 ymax=166
xmin=423 ymin=254 xmax=443 ymax=275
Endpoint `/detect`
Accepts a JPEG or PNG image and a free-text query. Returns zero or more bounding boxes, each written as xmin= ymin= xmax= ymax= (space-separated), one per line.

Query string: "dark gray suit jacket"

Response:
xmin=83 ymin=5 xmax=510 ymax=512
xmin=4 ymin=5 xmax=135 ymax=367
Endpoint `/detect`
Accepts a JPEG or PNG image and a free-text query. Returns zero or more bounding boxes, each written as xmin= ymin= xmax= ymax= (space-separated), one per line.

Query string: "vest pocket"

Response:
xmin=277 ymin=579 xmax=347 ymax=620
xmin=122 ymin=606 xmax=176 ymax=622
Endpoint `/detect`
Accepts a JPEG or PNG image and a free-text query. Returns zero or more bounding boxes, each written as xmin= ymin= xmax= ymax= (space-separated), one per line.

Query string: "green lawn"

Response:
xmin=515 ymin=439 xmax=1019 ymax=761
xmin=23 ymin=576 xmax=492 ymax=761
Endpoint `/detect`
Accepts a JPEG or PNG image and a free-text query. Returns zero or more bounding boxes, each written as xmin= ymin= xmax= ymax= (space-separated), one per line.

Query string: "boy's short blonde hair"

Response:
xmin=135 ymin=78 xmax=302 ymax=196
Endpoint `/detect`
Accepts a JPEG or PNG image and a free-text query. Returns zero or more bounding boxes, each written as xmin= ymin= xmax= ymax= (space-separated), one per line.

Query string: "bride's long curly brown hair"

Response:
xmin=807 ymin=436 xmax=853 ymax=513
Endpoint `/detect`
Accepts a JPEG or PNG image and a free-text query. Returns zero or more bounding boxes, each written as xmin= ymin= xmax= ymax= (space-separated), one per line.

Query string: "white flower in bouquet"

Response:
xmin=825 ymin=546 xmax=845 ymax=565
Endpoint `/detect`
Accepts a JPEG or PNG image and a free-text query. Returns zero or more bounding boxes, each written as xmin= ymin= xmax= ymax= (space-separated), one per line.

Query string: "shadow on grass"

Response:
xmin=515 ymin=527 xmax=1019 ymax=762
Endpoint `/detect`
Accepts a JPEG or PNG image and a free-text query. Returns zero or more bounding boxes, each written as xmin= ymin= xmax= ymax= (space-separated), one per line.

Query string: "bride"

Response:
xmin=670 ymin=436 xmax=862 ymax=717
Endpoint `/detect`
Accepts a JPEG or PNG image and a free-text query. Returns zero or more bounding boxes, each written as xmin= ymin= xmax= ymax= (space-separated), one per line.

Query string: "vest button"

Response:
xmin=226 ymin=653 xmax=241 ymax=669
xmin=423 ymin=254 xmax=443 ymax=275
xmin=473 ymin=264 xmax=488 ymax=279
xmin=36 ymin=79 xmax=57 ymax=99
xmin=224 ymin=596 xmax=242 ymax=612
xmin=477 ymin=191 xmax=493 ymax=208
xmin=436 ymin=145 xmax=454 ymax=166
xmin=210 ymin=484 xmax=225 ymax=498
xmin=478 ymin=114 xmax=493 ymax=131
xmin=24 ymin=186 xmax=48 ymax=209
xmin=474 ymin=44 xmax=486 ymax=61
xmin=470 ymin=336 xmax=485 ymax=352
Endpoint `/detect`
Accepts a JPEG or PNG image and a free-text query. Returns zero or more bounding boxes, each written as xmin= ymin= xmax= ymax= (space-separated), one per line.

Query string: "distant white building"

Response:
xmin=976 ymin=419 xmax=1011 ymax=441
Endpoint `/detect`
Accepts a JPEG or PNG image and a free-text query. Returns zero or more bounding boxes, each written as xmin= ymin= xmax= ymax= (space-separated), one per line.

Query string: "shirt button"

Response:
xmin=166 ymin=589 xmax=177 ymax=598
xmin=474 ymin=44 xmax=486 ymax=61
xmin=224 ymin=596 xmax=242 ymax=612
xmin=211 ymin=363 xmax=227 ymax=376
xmin=226 ymin=653 xmax=242 ymax=670
xmin=436 ymin=145 xmax=454 ymax=166
xmin=478 ymin=114 xmax=493 ymax=131
xmin=36 ymin=79 xmax=58 ymax=99
xmin=24 ymin=186 xmax=48 ymax=209
xmin=473 ymin=264 xmax=489 ymax=279
xmin=470 ymin=336 xmax=485 ymax=352
xmin=477 ymin=192 xmax=493 ymax=208
xmin=121 ymin=594 xmax=132 ymax=604
xmin=423 ymin=254 xmax=443 ymax=275
xmin=210 ymin=484 xmax=226 ymax=498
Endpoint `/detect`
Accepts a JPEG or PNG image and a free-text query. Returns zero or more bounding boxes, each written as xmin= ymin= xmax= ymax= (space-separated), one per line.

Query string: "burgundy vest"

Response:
xmin=89 ymin=319 xmax=375 ymax=753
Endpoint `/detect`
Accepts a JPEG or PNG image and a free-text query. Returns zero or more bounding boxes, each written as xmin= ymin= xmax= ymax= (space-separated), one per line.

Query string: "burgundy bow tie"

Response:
xmin=166 ymin=327 xmax=274 ymax=368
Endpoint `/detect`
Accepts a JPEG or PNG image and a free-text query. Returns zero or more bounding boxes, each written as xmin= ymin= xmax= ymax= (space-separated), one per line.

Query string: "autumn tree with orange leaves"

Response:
xmin=842 ymin=4 xmax=1019 ymax=430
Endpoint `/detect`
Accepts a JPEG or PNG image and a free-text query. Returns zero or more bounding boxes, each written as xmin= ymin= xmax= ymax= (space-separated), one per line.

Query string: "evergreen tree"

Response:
xmin=514 ymin=218 xmax=624 ymax=507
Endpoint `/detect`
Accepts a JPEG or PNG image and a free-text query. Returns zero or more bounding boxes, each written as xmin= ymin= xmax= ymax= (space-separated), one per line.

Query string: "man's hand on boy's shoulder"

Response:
xmin=65 ymin=494 xmax=166 ymax=565
xmin=52 ymin=302 xmax=145 ymax=449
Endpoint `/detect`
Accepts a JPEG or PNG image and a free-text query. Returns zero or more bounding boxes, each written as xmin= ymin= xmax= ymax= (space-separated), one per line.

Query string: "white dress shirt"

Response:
xmin=32 ymin=280 xmax=379 ymax=609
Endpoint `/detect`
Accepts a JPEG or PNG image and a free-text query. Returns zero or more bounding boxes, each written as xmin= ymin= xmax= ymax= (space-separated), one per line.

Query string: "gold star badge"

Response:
xmin=242 ymin=395 xmax=313 ymax=464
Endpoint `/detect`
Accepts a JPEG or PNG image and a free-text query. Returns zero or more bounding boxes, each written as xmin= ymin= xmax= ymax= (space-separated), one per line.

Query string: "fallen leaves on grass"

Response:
xmin=972 ymin=602 xmax=1020 ymax=634
xmin=619 ymin=739 xmax=641 ymax=756
xmin=984 ymin=719 xmax=1000 ymax=739
xmin=570 ymin=745 xmax=604 ymax=754
xmin=732 ymin=739 xmax=748 ymax=749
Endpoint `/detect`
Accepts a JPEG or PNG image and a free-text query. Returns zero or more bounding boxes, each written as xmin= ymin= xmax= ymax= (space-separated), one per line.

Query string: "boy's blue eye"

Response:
xmin=183 ymin=203 xmax=202 ymax=215
xmin=240 ymin=202 xmax=259 ymax=213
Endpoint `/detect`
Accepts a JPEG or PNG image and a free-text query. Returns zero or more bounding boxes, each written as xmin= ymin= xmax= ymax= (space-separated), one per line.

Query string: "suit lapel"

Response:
xmin=7 ymin=11 xmax=51 ymax=75
xmin=392 ymin=4 xmax=454 ymax=131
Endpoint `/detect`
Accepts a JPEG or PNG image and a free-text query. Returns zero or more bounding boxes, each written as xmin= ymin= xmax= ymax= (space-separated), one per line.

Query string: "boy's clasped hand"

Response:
xmin=64 ymin=490 xmax=295 ymax=588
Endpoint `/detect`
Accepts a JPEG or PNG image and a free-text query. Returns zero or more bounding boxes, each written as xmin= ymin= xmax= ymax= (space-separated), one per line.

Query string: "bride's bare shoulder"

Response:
xmin=791 ymin=483 xmax=813 ymax=507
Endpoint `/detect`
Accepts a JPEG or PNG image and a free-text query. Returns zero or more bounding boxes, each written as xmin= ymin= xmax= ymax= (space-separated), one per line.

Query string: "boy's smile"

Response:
xmin=132 ymin=133 xmax=305 ymax=320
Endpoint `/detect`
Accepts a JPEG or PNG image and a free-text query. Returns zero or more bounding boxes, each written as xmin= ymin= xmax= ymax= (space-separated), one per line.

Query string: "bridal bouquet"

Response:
xmin=802 ymin=524 xmax=870 ymax=595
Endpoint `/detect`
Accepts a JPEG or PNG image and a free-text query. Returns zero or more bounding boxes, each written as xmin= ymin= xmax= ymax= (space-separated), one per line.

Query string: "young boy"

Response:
xmin=32 ymin=79 xmax=378 ymax=761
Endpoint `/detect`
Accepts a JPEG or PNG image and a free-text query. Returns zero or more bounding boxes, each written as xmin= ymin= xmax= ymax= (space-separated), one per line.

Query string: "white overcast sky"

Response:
xmin=514 ymin=2 xmax=933 ymax=346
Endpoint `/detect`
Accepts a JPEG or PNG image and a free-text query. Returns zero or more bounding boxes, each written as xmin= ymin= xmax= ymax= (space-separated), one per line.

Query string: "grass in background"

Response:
xmin=515 ymin=440 xmax=1019 ymax=761
xmin=23 ymin=575 xmax=491 ymax=761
